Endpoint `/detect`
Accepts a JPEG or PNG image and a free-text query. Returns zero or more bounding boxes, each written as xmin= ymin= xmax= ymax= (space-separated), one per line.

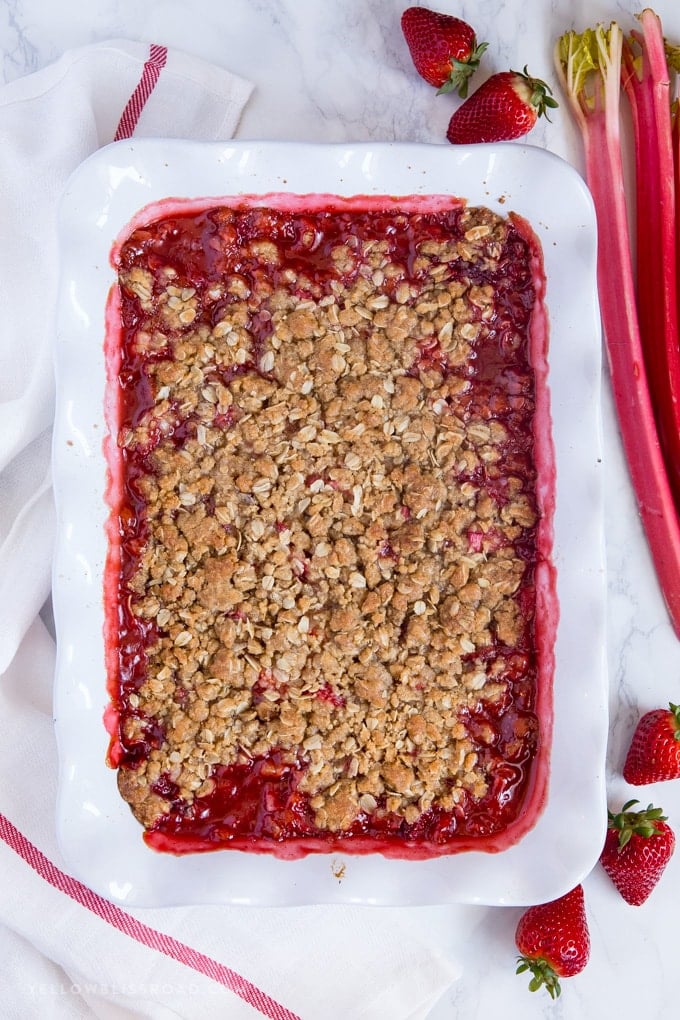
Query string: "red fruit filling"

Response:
xmin=103 ymin=195 xmax=556 ymax=858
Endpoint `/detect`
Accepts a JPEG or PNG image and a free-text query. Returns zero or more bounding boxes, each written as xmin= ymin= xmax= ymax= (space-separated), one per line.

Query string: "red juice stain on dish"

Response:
xmin=103 ymin=192 xmax=557 ymax=858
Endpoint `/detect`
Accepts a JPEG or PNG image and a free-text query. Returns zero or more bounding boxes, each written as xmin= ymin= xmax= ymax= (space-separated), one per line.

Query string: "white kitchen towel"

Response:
xmin=0 ymin=41 xmax=460 ymax=1020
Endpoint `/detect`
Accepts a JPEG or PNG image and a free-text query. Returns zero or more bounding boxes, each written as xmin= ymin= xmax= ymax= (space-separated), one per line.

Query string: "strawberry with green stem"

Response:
xmin=599 ymin=800 xmax=676 ymax=905
xmin=401 ymin=6 xmax=487 ymax=97
xmin=446 ymin=66 xmax=558 ymax=143
xmin=514 ymin=884 xmax=590 ymax=999
xmin=623 ymin=703 xmax=680 ymax=784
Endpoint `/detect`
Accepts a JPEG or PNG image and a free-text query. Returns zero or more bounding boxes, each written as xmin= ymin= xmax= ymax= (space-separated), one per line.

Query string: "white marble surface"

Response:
xmin=3 ymin=0 xmax=680 ymax=1017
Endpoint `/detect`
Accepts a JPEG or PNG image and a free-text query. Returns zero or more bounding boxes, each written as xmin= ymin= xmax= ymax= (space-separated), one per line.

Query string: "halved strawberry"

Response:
xmin=515 ymin=885 xmax=590 ymax=999
xmin=446 ymin=66 xmax=558 ymax=144
xmin=401 ymin=6 xmax=487 ymax=97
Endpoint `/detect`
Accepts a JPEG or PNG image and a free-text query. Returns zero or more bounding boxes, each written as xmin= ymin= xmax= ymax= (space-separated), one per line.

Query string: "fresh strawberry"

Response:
xmin=599 ymin=800 xmax=676 ymax=905
xmin=515 ymin=884 xmax=590 ymax=1000
xmin=400 ymin=6 xmax=487 ymax=97
xmin=623 ymin=702 xmax=680 ymax=784
xmin=446 ymin=66 xmax=558 ymax=143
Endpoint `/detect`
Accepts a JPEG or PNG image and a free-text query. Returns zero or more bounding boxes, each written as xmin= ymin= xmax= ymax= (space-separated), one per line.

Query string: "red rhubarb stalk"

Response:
xmin=669 ymin=44 xmax=680 ymax=338
xmin=622 ymin=10 xmax=680 ymax=510
xmin=675 ymin=100 xmax=680 ymax=319
xmin=555 ymin=23 xmax=680 ymax=636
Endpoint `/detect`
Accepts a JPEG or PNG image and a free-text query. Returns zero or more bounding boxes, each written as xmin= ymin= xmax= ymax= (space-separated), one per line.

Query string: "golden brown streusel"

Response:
xmin=109 ymin=199 xmax=544 ymax=847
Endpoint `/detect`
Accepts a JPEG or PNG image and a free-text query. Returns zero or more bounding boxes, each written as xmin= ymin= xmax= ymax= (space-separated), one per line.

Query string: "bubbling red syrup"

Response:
xmin=104 ymin=193 xmax=557 ymax=858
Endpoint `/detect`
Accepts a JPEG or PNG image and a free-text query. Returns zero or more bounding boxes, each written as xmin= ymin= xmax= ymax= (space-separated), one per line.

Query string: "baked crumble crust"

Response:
xmin=112 ymin=200 xmax=542 ymax=843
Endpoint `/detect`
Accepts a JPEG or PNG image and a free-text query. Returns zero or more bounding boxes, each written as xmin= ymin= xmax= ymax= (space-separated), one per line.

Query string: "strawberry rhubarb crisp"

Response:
xmin=105 ymin=195 xmax=556 ymax=857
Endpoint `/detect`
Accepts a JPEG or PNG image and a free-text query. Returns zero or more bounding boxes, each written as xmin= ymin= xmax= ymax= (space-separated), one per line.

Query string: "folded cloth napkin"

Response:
xmin=0 ymin=41 xmax=460 ymax=1020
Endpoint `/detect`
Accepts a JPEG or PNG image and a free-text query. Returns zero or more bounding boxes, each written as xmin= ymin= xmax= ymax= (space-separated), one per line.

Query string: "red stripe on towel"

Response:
xmin=0 ymin=812 xmax=302 ymax=1020
xmin=114 ymin=43 xmax=168 ymax=140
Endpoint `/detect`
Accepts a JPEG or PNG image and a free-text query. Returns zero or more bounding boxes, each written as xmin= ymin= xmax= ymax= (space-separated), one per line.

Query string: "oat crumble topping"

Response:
xmin=108 ymin=199 xmax=548 ymax=851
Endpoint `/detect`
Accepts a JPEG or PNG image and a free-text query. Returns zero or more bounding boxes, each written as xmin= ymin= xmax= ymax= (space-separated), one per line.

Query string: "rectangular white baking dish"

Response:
xmin=52 ymin=139 xmax=606 ymax=907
